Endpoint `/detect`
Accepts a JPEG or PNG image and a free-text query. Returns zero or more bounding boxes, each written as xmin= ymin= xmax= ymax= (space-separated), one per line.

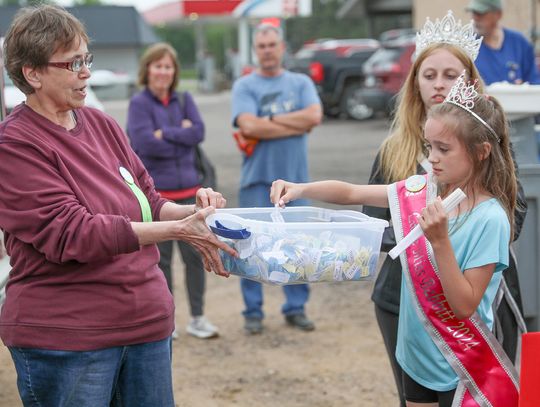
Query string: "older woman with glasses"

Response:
xmin=0 ymin=5 xmax=235 ymax=406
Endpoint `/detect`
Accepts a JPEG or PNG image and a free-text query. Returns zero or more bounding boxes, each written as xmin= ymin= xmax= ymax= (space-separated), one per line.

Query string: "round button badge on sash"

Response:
xmin=405 ymin=175 xmax=426 ymax=193
xmin=119 ymin=166 xmax=134 ymax=184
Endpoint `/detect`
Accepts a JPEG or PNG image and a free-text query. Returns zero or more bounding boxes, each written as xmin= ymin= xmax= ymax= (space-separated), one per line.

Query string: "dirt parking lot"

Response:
xmin=0 ymin=262 xmax=399 ymax=407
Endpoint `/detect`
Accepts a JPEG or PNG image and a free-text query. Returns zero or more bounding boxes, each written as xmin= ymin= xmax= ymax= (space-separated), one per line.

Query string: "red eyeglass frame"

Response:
xmin=47 ymin=54 xmax=93 ymax=72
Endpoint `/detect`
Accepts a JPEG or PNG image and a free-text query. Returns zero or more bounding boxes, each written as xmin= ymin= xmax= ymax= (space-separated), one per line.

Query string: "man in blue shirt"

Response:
xmin=467 ymin=0 xmax=540 ymax=84
xmin=231 ymin=23 xmax=322 ymax=335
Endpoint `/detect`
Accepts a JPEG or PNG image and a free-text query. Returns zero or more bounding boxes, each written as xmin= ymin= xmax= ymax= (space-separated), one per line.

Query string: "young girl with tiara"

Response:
xmin=270 ymin=73 xmax=519 ymax=407
xmin=365 ymin=13 xmax=526 ymax=405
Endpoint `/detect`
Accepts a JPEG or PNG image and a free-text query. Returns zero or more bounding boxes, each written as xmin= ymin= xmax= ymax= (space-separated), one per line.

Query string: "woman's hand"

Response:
xmin=174 ymin=206 xmax=236 ymax=277
xmin=182 ymin=119 xmax=193 ymax=128
xmin=136 ymin=200 xmax=237 ymax=277
xmin=417 ymin=197 xmax=450 ymax=245
xmin=196 ymin=187 xmax=226 ymax=210
xmin=270 ymin=179 xmax=304 ymax=207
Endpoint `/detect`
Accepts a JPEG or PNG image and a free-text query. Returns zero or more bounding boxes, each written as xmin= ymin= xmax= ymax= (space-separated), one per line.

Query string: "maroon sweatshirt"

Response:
xmin=0 ymin=104 xmax=174 ymax=351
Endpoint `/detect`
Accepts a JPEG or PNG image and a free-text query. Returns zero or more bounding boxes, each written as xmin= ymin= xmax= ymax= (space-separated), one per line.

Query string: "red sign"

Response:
xmin=182 ymin=0 xmax=243 ymax=15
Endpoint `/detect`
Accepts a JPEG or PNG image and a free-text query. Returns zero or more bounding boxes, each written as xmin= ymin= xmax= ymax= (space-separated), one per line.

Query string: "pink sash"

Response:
xmin=388 ymin=175 xmax=519 ymax=407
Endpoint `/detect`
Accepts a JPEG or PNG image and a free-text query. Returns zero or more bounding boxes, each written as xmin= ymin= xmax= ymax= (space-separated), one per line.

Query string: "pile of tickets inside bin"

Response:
xmin=206 ymin=207 xmax=388 ymax=286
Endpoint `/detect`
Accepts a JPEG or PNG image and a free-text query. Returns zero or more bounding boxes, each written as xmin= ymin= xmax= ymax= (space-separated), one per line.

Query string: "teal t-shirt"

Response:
xmin=396 ymin=198 xmax=510 ymax=391
xmin=231 ymin=70 xmax=321 ymax=188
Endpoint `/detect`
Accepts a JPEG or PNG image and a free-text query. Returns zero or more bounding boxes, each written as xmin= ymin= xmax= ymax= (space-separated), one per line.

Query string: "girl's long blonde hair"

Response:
xmin=377 ymin=43 xmax=484 ymax=183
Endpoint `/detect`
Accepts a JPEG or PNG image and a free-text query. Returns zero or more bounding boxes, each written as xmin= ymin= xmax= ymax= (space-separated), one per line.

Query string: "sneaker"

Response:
xmin=186 ymin=316 xmax=219 ymax=339
xmin=285 ymin=314 xmax=315 ymax=331
xmin=244 ymin=317 xmax=263 ymax=335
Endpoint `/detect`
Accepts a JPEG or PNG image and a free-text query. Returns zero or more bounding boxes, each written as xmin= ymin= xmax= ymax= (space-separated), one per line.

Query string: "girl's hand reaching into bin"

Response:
xmin=270 ymin=179 xmax=305 ymax=208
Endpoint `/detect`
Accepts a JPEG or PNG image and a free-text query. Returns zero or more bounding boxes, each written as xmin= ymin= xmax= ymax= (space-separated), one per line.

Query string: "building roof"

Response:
xmin=0 ymin=5 xmax=160 ymax=47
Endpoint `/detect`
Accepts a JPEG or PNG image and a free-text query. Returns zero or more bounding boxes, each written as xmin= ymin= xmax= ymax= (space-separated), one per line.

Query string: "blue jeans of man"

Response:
xmin=239 ymin=183 xmax=310 ymax=319
xmin=9 ymin=337 xmax=174 ymax=407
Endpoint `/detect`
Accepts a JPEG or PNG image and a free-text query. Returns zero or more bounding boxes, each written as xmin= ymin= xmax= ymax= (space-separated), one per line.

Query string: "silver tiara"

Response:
xmin=444 ymin=72 xmax=500 ymax=143
xmin=415 ymin=10 xmax=482 ymax=61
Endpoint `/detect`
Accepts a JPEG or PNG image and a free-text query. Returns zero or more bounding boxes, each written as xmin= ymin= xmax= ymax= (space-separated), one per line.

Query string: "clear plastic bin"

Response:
xmin=206 ymin=206 xmax=389 ymax=285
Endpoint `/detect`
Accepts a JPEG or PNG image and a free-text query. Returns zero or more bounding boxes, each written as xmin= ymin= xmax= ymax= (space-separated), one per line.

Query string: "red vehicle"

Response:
xmin=360 ymin=37 xmax=415 ymax=116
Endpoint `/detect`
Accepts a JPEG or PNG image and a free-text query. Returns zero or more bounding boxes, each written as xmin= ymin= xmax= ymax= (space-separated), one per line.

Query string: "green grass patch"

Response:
xmin=180 ymin=69 xmax=197 ymax=80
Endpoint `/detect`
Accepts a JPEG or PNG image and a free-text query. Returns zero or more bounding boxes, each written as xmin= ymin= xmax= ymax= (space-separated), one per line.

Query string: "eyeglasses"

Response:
xmin=47 ymin=53 xmax=93 ymax=72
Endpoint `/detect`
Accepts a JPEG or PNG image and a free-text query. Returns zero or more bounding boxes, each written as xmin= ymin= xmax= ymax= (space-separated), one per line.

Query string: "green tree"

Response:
xmin=284 ymin=0 xmax=370 ymax=52
xmin=148 ymin=0 xmax=411 ymax=77
xmin=205 ymin=23 xmax=237 ymax=69
xmin=153 ymin=25 xmax=196 ymax=68
xmin=72 ymin=0 xmax=103 ymax=5
xmin=284 ymin=0 xmax=411 ymax=52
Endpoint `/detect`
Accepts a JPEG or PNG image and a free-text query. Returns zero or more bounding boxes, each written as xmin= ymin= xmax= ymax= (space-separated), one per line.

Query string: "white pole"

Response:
xmin=238 ymin=17 xmax=251 ymax=70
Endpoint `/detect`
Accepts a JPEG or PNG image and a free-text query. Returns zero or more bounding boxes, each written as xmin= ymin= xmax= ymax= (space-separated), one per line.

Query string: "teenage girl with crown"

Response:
xmin=361 ymin=11 xmax=527 ymax=406
xmin=270 ymin=73 xmax=519 ymax=407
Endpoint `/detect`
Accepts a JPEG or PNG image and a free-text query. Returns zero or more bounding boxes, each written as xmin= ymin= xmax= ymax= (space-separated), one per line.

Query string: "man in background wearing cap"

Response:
xmin=467 ymin=0 xmax=540 ymax=84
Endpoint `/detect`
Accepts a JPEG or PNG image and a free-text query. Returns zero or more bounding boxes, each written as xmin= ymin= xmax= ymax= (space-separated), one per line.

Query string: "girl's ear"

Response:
xmin=22 ymin=65 xmax=42 ymax=91
xmin=477 ymin=142 xmax=492 ymax=161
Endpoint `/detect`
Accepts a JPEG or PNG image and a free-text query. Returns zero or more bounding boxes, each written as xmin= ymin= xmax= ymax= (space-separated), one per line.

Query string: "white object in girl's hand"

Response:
xmin=388 ymin=188 xmax=466 ymax=259
xmin=271 ymin=203 xmax=285 ymax=223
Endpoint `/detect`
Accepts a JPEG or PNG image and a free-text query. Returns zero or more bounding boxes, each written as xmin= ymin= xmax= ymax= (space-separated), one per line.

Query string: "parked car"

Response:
xmin=89 ymin=69 xmax=134 ymax=100
xmin=360 ymin=37 xmax=415 ymax=117
xmin=379 ymin=28 xmax=416 ymax=44
xmin=289 ymin=38 xmax=380 ymax=120
xmin=3 ymin=69 xmax=105 ymax=115
xmin=88 ymin=69 xmax=130 ymax=88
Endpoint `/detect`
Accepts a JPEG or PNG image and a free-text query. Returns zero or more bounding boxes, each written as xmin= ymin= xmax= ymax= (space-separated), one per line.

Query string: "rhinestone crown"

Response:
xmin=444 ymin=72 xmax=500 ymax=143
xmin=445 ymin=72 xmax=478 ymax=109
xmin=415 ymin=10 xmax=482 ymax=61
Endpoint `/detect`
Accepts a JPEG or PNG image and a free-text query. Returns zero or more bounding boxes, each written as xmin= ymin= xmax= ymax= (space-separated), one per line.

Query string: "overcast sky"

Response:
xmin=57 ymin=0 xmax=173 ymax=12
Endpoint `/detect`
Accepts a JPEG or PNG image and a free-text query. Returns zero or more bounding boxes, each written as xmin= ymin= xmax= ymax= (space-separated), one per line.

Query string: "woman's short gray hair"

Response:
xmin=3 ymin=4 xmax=89 ymax=94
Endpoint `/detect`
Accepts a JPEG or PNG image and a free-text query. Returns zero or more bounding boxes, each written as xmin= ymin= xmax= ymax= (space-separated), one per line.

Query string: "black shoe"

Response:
xmin=285 ymin=314 xmax=315 ymax=331
xmin=244 ymin=317 xmax=263 ymax=335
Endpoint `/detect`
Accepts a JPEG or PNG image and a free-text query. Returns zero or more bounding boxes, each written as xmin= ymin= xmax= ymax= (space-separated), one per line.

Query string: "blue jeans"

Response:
xmin=9 ymin=337 xmax=174 ymax=407
xmin=239 ymin=183 xmax=310 ymax=320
